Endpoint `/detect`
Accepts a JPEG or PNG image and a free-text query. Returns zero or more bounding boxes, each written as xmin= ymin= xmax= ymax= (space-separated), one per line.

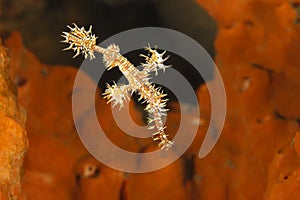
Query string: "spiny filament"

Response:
xmin=61 ymin=23 xmax=97 ymax=59
xmin=62 ymin=23 xmax=174 ymax=150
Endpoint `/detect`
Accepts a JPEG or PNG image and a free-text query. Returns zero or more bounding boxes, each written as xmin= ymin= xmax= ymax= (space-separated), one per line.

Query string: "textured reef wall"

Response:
xmin=0 ymin=39 xmax=28 ymax=199
xmin=2 ymin=0 xmax=300 ymax=199
xmin=5 ymin=32 xmax=123 ymax=200
xmin=5 ymin=32 xmax=199 ymax=200
xmin=196 ymin=0 xmax=300 ymax=199
xmin=4 ymin=32 xmax=197 ymax=200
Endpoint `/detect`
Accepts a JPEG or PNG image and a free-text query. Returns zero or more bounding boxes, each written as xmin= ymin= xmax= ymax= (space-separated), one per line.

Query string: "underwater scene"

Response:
xmin=0 ymin=0 xmax=300 ymax=199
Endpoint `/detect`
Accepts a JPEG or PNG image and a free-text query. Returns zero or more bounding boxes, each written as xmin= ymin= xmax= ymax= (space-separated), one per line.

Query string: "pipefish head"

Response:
xmin=61 ymin=23 xmax=98 ymax=60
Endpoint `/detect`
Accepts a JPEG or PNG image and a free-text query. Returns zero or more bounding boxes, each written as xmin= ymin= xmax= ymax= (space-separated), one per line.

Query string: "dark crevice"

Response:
xmin=273 ymin=111 xmax=300 ymax=126
xmin=295 ymin=18 xmax=300 ymax=24
xmin=138 ymin=145 xmax=150 ymax=154
xmin=182 ymin=155 xmax=195 ymax=184
xmin=256 ymin=118 xmax=263 ymax=124
xmin=274 ymin=111 xmax=287 ymax=121
xmin=291 ymin=2 xmax=300 ymax=8
xmin=283 ymin=175 xmax=289 ymax=180
xmin=258 ymin=111 xmax=300 ymax=124
xmin=290 ymin=2 xmax=300 ymax=24
xmin=14 ymin=76 xmax=27 ymax=87
xmin=244 ymin=20 xmax=254 ymax=27
xmin=249 ymin=63 xmax=274 ymax=81
xmin=119 ymin=180 xmax=127 ymax=200
xmin=75 ymin=174 xmax=81 ymax=185
xmin=224 ymin=23 xmax=236 ymax=29
xmin=277 ymin=149 xmax=282 ymax=154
